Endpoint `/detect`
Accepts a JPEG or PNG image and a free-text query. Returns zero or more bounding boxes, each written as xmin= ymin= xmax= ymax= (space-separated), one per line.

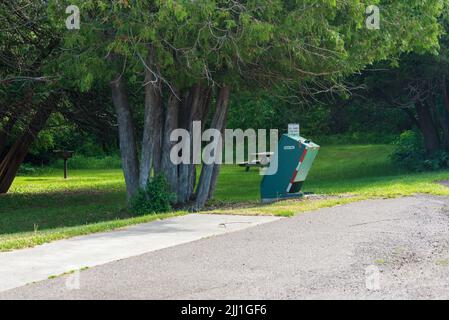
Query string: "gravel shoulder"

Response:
xmin=2 ymin=195 xmax=449 ymax=300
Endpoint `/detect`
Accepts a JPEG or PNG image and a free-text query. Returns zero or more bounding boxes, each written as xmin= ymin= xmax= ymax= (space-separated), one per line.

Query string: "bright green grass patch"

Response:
xmin=2 ymin=144 xmax=449 ymax=251
xmin=12 ymin=169 xmax=125 ymax=193
xmin=214 ymin=144 xmax=449 ymax=201
xmin=214 ymin=144 xmax=401 ymax=201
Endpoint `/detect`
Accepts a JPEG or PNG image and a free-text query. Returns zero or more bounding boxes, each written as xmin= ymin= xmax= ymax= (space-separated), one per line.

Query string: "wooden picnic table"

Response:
xmin=238 ymin=152 xmax=274 ymax=171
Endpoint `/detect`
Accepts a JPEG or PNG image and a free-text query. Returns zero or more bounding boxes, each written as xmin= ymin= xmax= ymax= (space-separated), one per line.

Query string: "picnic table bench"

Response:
xmin=238 ymin=152 xmax=274 ymax=171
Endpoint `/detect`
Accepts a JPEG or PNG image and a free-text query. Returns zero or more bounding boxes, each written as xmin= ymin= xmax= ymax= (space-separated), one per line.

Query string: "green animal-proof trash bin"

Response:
xmin=260 ymin=134 xmax=319 ymax=203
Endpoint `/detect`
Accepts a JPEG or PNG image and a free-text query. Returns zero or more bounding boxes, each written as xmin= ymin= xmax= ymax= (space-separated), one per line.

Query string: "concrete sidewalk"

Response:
xmin=0 ymin=214 xmax=280 ymax=292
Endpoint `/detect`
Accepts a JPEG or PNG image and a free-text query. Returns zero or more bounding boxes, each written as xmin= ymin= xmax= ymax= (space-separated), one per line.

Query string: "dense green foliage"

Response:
xmin=27 ymin=114 xmax=118 ymax=164
xmin=227 ymin=90 xmax=408 ymax=144
xmin=43 ymin=0 xmax=446 ymax=124
xmin=130 ymin=175 xmax=175 ymax=215
xmin=51 ymin=0 xmax=445 ymax=89
xmin=391 ymin=130 xmax=449 ymax=171
xmin=391 ymin=131 xmax=426 ymax=171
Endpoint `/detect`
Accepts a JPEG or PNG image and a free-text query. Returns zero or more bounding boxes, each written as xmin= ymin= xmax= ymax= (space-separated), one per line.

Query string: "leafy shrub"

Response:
xmin=390 ymin=130 xmax=449 ymax=171
xmin=390 ymin=130 xmax=424 ymax=170
xmin=422 ymin=150 xmax=449 ymax=171
xmin=130 ymin=174 xmax=175 ymax=215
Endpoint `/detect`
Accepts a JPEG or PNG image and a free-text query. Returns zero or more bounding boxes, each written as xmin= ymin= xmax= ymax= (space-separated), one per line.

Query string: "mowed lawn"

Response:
xmin=214 ymin=144 xmax=449 ymax=199
xmin=2 ymin=144 xmax=449 ymax=251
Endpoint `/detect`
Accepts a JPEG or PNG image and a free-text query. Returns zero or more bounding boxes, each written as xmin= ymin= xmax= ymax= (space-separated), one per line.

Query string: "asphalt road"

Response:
xmin=2 ymin=195 xmax=449 ymax=300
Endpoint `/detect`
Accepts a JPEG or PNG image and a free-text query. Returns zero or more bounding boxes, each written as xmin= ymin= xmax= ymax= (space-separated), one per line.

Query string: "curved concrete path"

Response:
xmin=0 ymin=214 xmax=280 ymax=293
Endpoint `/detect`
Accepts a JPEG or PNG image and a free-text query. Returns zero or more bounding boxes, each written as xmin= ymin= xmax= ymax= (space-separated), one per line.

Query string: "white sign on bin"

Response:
xmin=288 ymin=123 xmax=300 ymax=136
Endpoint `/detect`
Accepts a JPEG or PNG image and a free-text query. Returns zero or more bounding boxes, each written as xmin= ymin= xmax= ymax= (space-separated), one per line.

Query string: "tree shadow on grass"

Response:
xmin=0 ymin=189 xmax=129 ymax=235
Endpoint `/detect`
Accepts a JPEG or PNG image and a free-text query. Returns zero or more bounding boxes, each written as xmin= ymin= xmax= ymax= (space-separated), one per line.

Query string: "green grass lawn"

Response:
xmin=214 ymin=144 xmax=449 ymax=199
xmin=2 ymin=144 xmax=449 ymax=251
